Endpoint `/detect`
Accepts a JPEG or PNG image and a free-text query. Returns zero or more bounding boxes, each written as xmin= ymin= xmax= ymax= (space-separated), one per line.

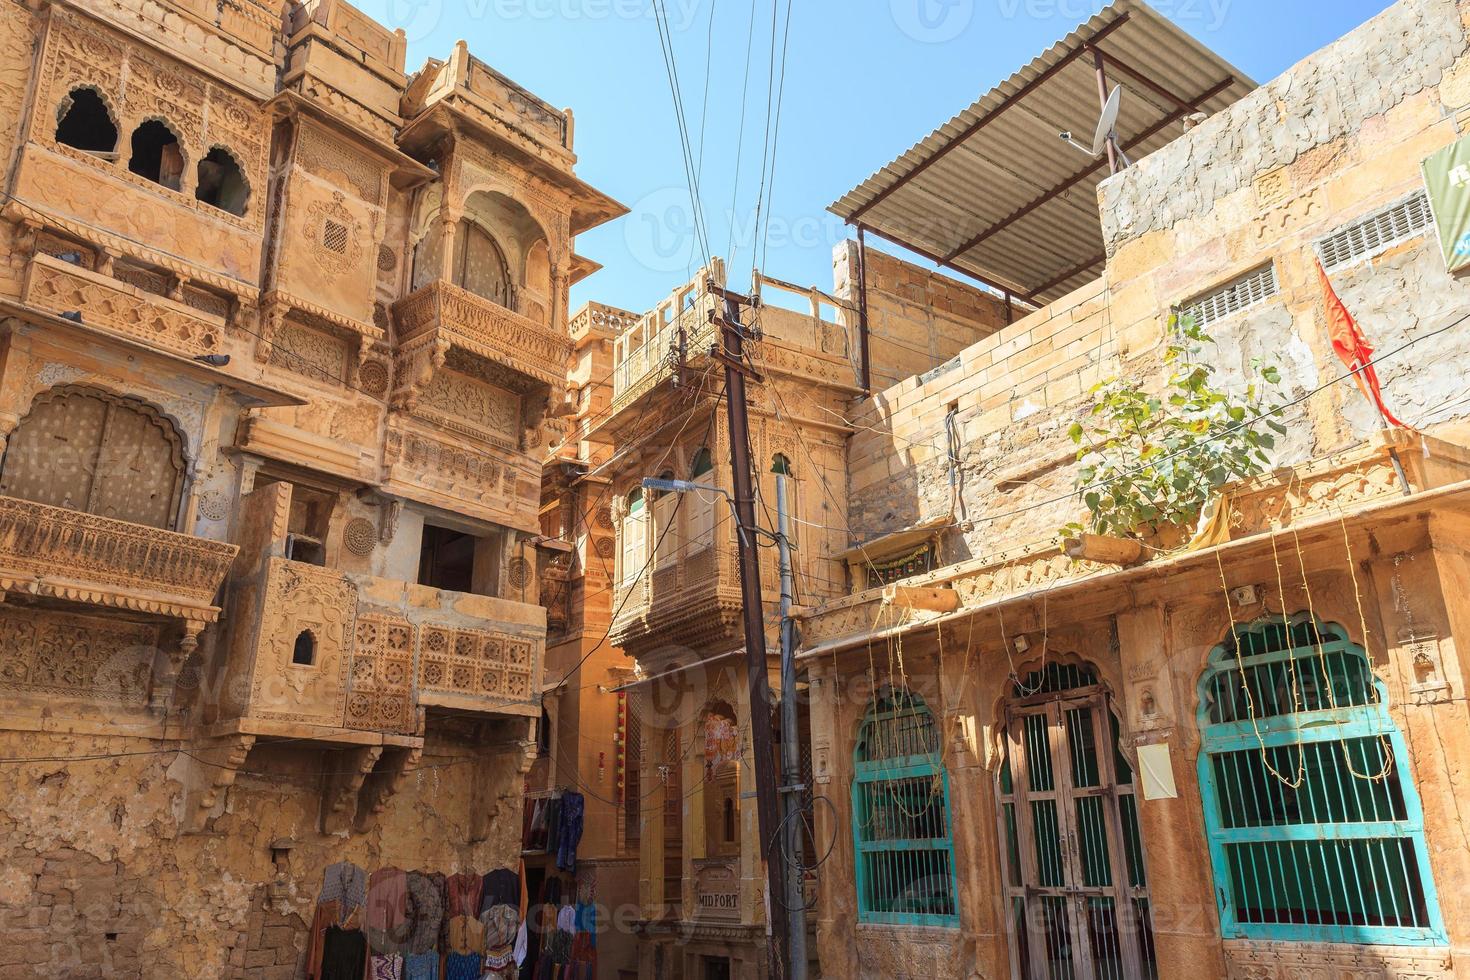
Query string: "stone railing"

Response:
xmin=0 ymin=495 xmax=237 ymax=623
xmin=23 ymin=253 xmax=226 ymax=360
xmin=392 ymin=279 xmax=570 ymax=388
xmin=608 ymin=262 xmax=725 ymax=415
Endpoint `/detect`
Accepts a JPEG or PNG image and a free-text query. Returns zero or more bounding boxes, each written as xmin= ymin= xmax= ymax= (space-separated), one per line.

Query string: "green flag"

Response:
xmin=1423 ymin=134 xmax=1470 ymax=273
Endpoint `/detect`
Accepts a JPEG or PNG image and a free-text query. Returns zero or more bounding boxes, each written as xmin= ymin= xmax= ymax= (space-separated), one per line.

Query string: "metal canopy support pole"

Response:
xmin=713 ymin=283 xmax=793 ymax=979
xmin=775 ymin=477 xmax=808 ymax=979
xmin=856 ymin=226 xmax=872 ymax=393
xmin=1093 ymin=48 xmax=1119 ymax=175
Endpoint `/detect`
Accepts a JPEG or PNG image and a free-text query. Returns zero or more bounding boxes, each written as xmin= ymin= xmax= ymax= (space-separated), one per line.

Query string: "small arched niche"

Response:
xmin=55 ymin=87 xmax=117 ymax=156
xmin=195 ymin=146 xmax=249 ymax=216
xmin=128 ymin=119 xmax=184 ymax=190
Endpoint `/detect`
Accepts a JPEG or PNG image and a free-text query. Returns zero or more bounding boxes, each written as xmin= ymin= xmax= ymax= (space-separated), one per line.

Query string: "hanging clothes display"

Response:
xmin=306 ymin=899 xmax=341 ymax=980
xmin=404 ymin=871 xmax=444 ymax=956
xmin=403 ymin=950 xmax=439 ymax=980
xmin=444 ymin=871 xmax=483 ymax=918
xmin=320 ymin=925 xmax=369 ymax=980
xmin=481 ymin=867 xmax=519 ymax=914
xmin=481 ymin=903 xmax=520 ymax=980
xmin=366 ymin=866 xmax=409 ymax=953
xmin=555 ymin=793 xmax=585 ymax=872
xmin=319 ymin=861 xmax=367 ymax=923
xmin=443 ymin=951 xmax=482 ymax=980
xmin=369 ymin=951 xmax=403 ymax=980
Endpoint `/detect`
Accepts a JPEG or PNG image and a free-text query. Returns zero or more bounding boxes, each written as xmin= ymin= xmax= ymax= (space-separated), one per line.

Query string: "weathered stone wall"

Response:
xmin=0 ymin=728 xmax=527 ymax=978
xmin=834 ymin=241 xmax=1011 ymax=393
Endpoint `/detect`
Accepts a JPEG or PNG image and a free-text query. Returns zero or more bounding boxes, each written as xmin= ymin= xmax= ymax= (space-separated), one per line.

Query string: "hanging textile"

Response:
xmin=320 ymin=925 xmax=369 ymax=980
xmin=704 ymin=715 xmax=740 ymax=773
xmin=445 ymin=872 xmax=483 ymax=919
xmin=319 ymin=861 xmax=367 ymax=924
xmin=404 ymin=871 xmax=444 ymax=956
xmin=306 ymin=899 xmax=341 ymax=980
xmin=481 ymin=868 xmax=520 ymax=915
xmin=556 ymin=794 xmax=585 ymax=872
xmin=403 ymin=950 xmax=439 ymax=980
xmin=445 ymin=914 xmax=485 ymax=955
xmin=444 ymin=951 xmax=482 ymax=980
xmin=369 ymin=952 xmax=403 ymax=980
xmin=366 ymin=866 xmax=409 ymax=953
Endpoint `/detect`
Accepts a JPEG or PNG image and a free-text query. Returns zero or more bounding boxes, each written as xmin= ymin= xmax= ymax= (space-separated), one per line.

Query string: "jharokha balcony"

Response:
xmin=391 ymin=279 xmax=572 ymax=394
xmin=0 ymin=493 xmax=237 ymax=627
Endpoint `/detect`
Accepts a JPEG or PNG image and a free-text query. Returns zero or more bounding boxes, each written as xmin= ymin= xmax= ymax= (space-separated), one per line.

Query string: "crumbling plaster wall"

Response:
xmin=0 ymin=728 xmax=527 ymax=978
xmin=844 ymin=0 xmax=1470 ymax=560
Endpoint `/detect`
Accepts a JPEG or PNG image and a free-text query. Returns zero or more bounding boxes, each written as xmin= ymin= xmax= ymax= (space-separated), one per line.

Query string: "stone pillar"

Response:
xmin=1123 ymin=601 xmax=1227 ymax=979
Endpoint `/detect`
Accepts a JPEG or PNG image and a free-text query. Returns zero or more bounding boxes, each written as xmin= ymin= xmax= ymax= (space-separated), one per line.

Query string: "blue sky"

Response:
xmin=358 ymin=0 xmax=1395 ymax=314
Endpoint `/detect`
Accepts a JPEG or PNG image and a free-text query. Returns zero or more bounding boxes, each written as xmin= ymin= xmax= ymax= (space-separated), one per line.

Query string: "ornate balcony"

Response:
xmin=0 ymin=494 xmax=236 ymax=627
xmin=392 ymin=279 xmax=571 ymax=393
xmin=23 ymin=253 xmax=227 ymax=360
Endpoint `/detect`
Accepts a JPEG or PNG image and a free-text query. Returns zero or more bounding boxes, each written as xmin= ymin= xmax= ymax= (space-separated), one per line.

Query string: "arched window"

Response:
xmin=523 ymin=239 xmax=551 ymax=325
xmin=55 ymin=87 xmax=116 ymax=155
xmin=1198 ymin=615 xmax=1444 ymax=945
xmin=686 ymin=448 xmax=715 ymax=554
xmin=703 ymin=702 xmax=740 ymax=856
xmin=0 ymin=387 xmax=186 ymax=530
xmin=852 ymin=688 xmax=958 ymax=925
xmin=652 ymin=470 xmax=679 ymax=569
xmin=291 ymin=629 xmax=316 ymax=666
xmin=195 ymin=146 xmax=249 ymax=215
xmin=411 ymin=221 xmax=443 ymax=291
xmin=455 ymin=219 xmax=513 ymax=308
xmin=128 ymin=119 xmax=184 ymax=190
xmin=620 ymin=488 xmax=646 ymax=586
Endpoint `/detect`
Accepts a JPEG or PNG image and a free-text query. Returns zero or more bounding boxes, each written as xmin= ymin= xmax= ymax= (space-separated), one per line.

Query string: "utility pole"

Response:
xmin=775 ymin=476 xmax=808 ymax=980
xmin=708 ymin=279 xmax=793 ymax=979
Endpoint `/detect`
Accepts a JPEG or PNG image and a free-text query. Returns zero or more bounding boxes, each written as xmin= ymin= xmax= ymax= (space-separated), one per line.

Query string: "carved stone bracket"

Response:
xmin=148 ymin=619 xmax=207 ymax=712
xmin=176 ymin=732 xmax=257 ymax=834
xmin=353 ymin=743 xmax=423 ymax=833
xmin=320 ymin=744 xmax=382 ymax=835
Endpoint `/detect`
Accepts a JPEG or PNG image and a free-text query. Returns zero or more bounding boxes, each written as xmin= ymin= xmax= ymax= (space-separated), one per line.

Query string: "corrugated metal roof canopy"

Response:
xmin=830 ymin=0 xmax=1255 ymax=305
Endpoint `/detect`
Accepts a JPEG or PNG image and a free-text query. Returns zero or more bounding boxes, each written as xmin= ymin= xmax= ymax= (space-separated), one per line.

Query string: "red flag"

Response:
xmin=1317 ymin=260 xmax=1412 ymax=430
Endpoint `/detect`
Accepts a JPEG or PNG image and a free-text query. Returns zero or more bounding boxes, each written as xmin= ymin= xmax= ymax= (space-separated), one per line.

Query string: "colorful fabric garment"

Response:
xmin=480 ymin=903 xmax=519 ymax=949
xmin=444 ymin=951 xmax=482 ymax=980
xmin=367 ymin=866 xmax=410 ymax=953
xmin=404 ymin=951 xmax=439 ymax=980
xmin=320 ymin=926 xmax=369 ymax=980
xmin=319 ymin=862 xmax=368 ymax=923
xmin=405 ymin=871 xmax=445 ymax=955
xmin=370 ymin=952 xmax=403 ymax=980
xmin=555 ymin=794 xmax=585 ymax=871
xmin=306 ymin=899 xmax=341 ymax=980
xmin=445 ymin=872 xmax=484 ymax=918
xmin=481 ymin=868 xmax=519 ymax=914
xmin=445 ymin=914 xmax=485 ymax=954
xmin=484 ymin=943 xmax=517 ymax=980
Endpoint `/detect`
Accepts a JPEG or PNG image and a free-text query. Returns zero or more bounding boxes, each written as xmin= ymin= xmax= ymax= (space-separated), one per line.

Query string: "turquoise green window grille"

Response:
xmin=851 ymin=688 xmax=959 ymax=926
xmin=1197 ymin=614 xmax=1445 ymax=946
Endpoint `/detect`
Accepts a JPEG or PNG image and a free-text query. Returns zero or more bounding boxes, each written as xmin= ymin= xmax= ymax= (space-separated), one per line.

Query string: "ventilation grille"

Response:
xmin=1178 ymin=263 xmax=1278 ymax=329
xmin=1317 ymin=191 xmax=1434 ymax=271
xmin=322 ymin=219 xmax=349 ymax=255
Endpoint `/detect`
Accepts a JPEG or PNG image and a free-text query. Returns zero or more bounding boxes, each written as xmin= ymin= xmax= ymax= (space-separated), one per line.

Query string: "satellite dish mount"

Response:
xmin=1059 ymin=84 xmax=1130 ymax=169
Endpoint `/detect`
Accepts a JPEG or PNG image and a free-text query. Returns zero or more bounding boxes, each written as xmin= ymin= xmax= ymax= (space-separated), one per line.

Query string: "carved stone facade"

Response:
xmin=0 ymin=0 xmax=620 ymax=972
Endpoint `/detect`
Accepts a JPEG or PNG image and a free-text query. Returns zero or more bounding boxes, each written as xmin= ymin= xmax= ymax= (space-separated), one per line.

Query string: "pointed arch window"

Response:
xmin=1198 ymin=615 xmax=1444 ymax=945
xmin=620 ymin=488 xmax=646 ymax=586
xmin=687 ymin=448 xmax=715 ymax=554
xmin=456 ymin=219 xmax=514 ymax=308
xmin=852 ymin=687 xmax=958 ymax=926
xmin=55 ymin=87 xmax=117 ymax=155
xmin=652 ymin=470 xmax=680 ymax=569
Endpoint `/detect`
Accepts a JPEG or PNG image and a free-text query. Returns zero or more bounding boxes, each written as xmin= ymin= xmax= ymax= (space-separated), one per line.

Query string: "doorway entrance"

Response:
xmin=998 ymin=661 xmax=1156 ymax=980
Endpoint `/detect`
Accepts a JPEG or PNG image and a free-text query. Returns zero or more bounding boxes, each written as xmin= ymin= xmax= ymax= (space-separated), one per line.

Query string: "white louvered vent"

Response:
xmin=1317 ymin=191 xmax=1434 ymax=270
xmin=1178 ymin=263 xmax=1278 ymax=329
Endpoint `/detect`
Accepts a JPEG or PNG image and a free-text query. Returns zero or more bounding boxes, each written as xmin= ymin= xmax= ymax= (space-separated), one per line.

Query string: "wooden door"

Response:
xmin=999 ymin=668 xmax=1155 ymax=980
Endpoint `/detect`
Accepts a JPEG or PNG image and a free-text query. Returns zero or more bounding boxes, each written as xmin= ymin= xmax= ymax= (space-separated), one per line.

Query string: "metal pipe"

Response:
xmin=1093 ymin=48 xmax=1119 ymax=175
xmin=856 ymin=227 xmax=872 ymax=393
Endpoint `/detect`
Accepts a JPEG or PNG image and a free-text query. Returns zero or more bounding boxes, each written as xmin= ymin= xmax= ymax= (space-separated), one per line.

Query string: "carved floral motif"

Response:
xmin=349 ymin=615 xmax=418 ymax=734
xmin=418 ymin=623 xmax=535 ymax=706
xmin=0 ymin=605 xmax=158 ymax=704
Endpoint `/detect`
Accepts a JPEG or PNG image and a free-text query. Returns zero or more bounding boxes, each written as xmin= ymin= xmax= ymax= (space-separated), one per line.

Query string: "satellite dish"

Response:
xmin=1091 ymin=85 xmax=1123 ymax=157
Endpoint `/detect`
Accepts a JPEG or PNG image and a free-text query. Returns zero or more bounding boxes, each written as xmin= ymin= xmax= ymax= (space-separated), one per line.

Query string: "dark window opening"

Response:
xmin=292 ymin=630 xmax=315 ymax=666
xmin=702 ymin=957 xmax=731 ymax=980
xmin=256 ymin=477 xmax=334 ymax=567
xmin=722 ymin=797 xmax=736 ymax=843
xmin=55 ymin=88 xmax=117 ymax=155
xmin=195 ymin=146 xmax=249 ymax=215
xmin=537 ymin=707 xmax=552 ymax=758
xmin=128 ymin=120 xmax=183 ymax=190
xmin=418 ymin=523 xmax=476 ymax=593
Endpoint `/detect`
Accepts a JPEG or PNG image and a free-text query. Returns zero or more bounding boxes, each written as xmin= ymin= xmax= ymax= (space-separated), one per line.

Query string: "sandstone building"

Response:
xmin=801 ymin=0 xmax=1470 ymax=978
xmin=0 ymin=0 xmax=622 ymax=973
